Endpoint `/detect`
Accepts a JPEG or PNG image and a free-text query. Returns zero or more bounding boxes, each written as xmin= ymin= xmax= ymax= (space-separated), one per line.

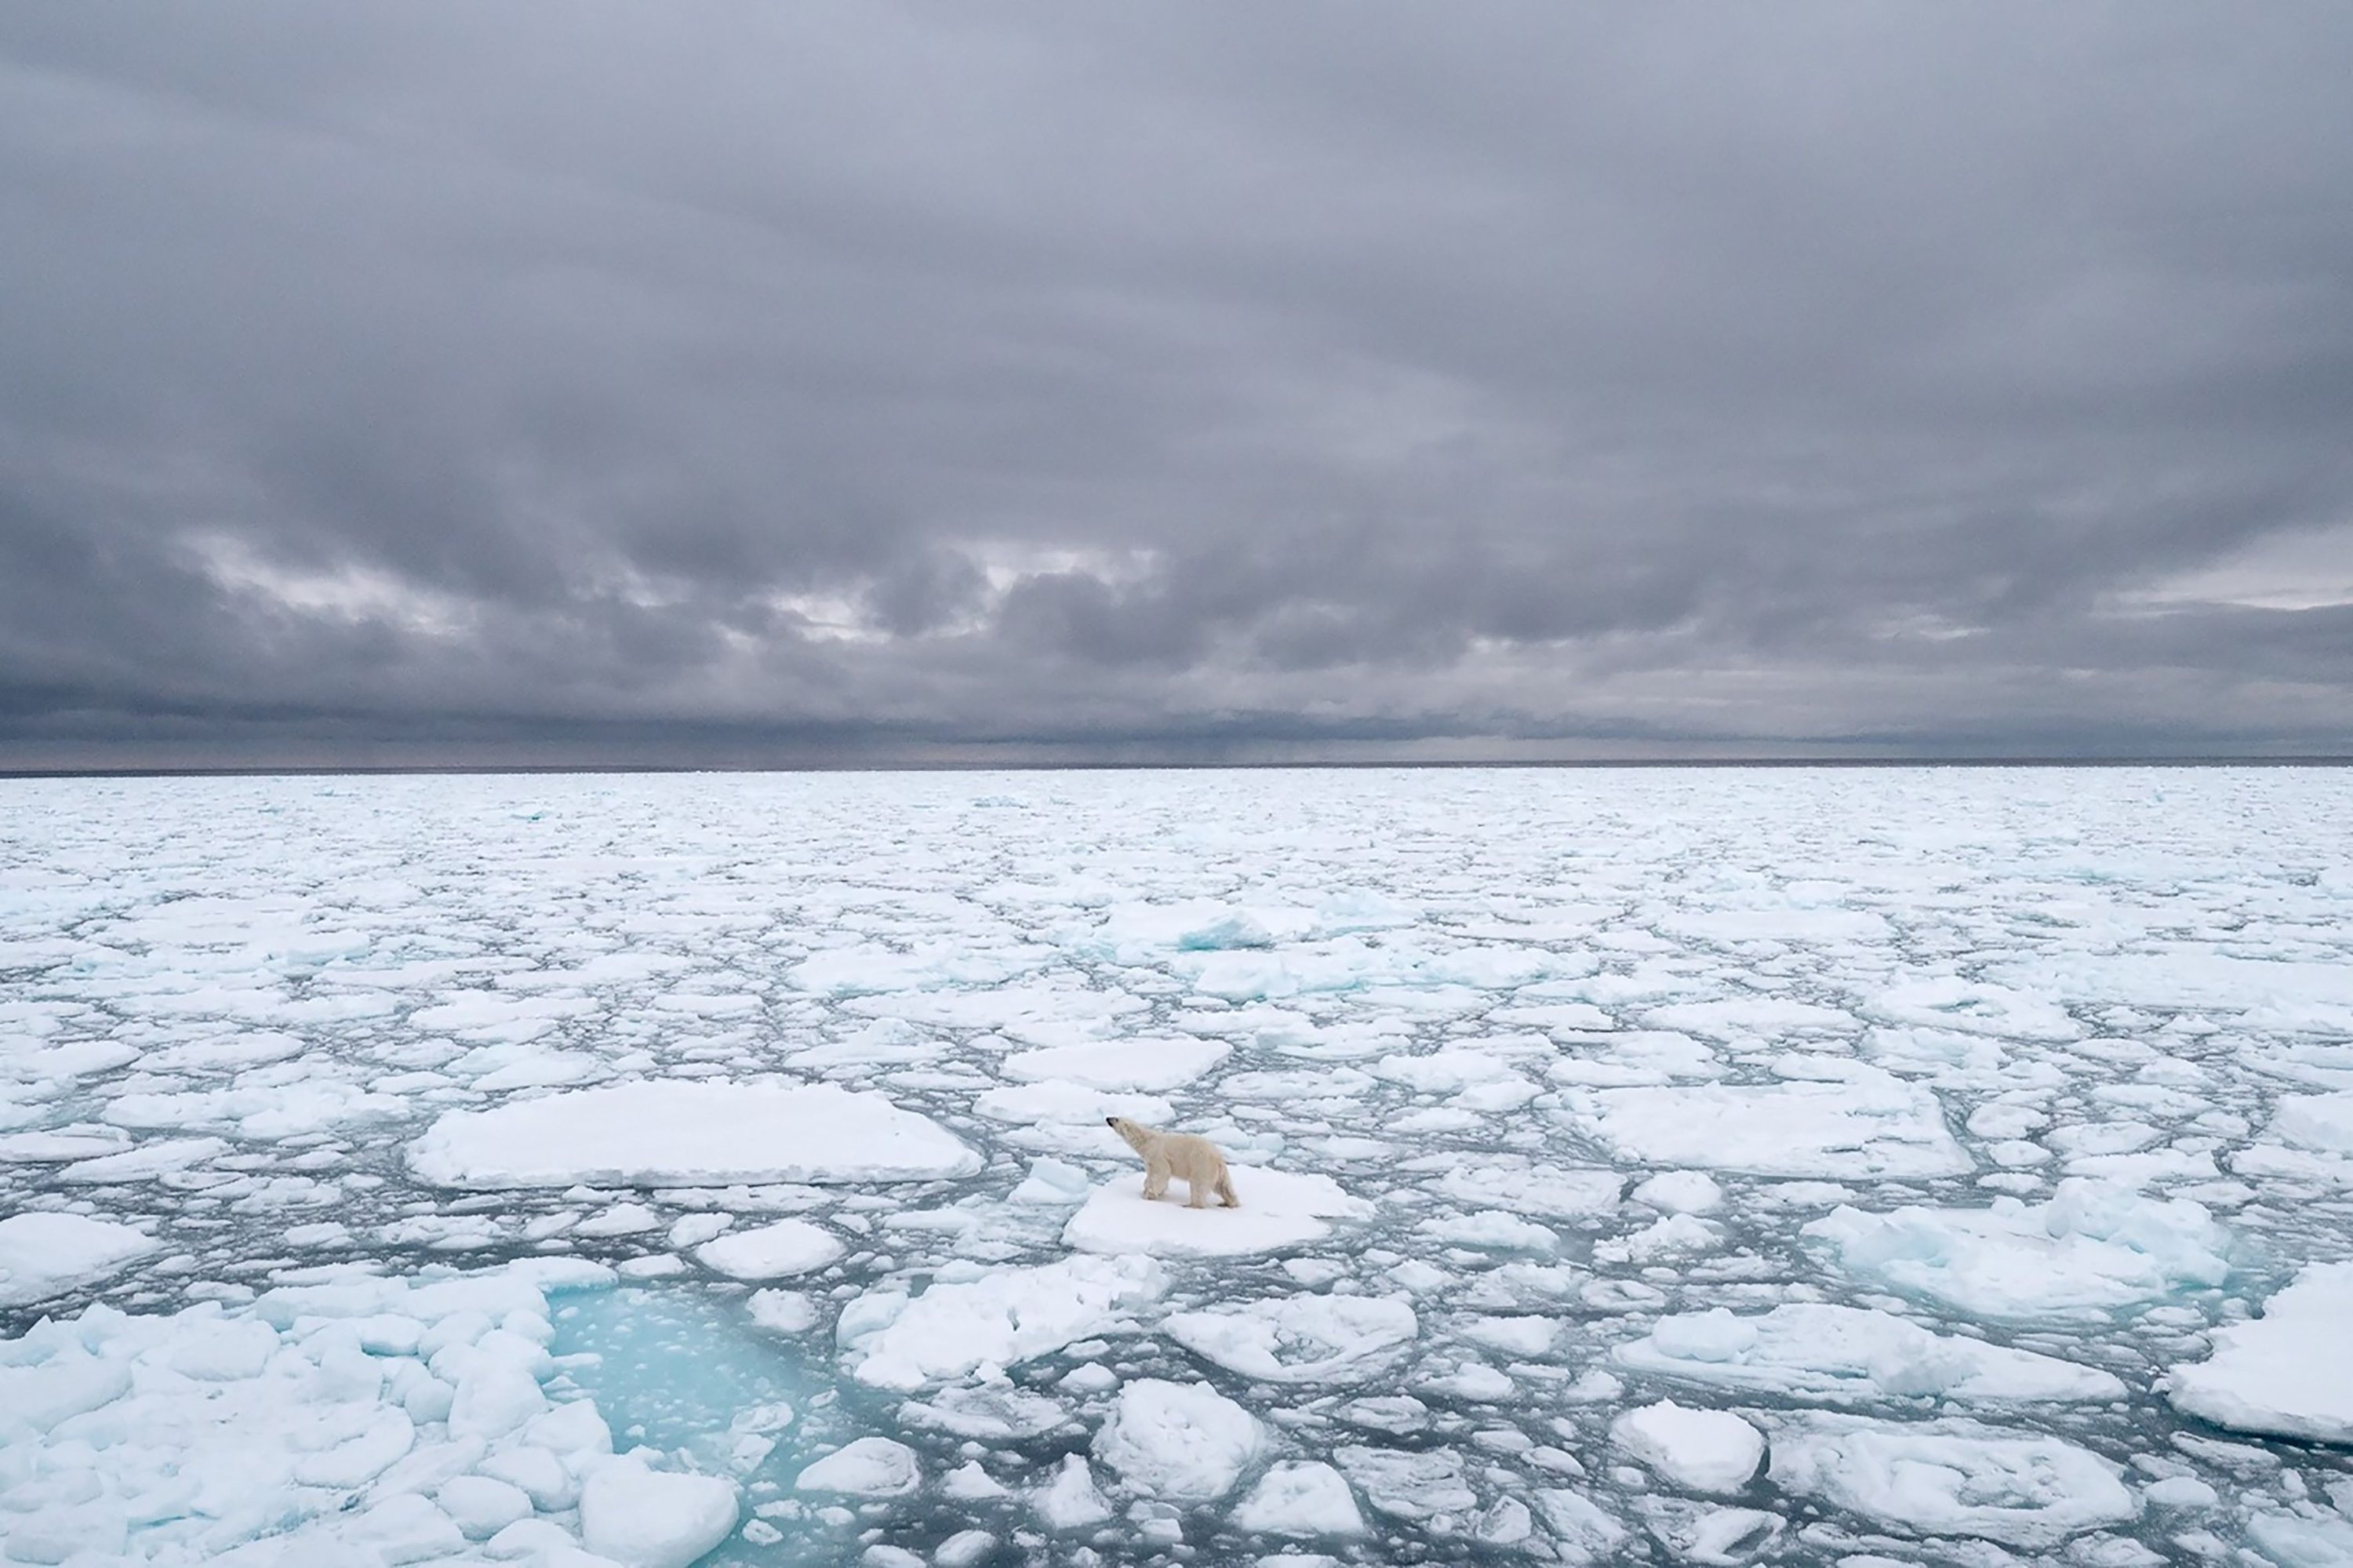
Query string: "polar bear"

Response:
xmin=1104 ymin=1116 xmax=1240 ymax=1209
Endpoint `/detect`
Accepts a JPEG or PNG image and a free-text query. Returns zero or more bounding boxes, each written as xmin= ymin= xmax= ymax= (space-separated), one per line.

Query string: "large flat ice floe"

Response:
xmin=1767 ymin=1413 xmax=2139 ymax=1547
xmin=1804 ymin=1177 xmax=2231 ymax=1319
xmin=406 ymin=1079 xmax=982 ymax=1188
xmin=1063 ymin=1166 xmax=1374 ymax=1257
xmin=1613 ymin=1303 xmax=2128 ymax=1404
xmin=1164 ymin=1293 xmax=1419 ymax=1384
xmin=1558 ymin=1059 xmax=1971 ymax=1178
xmin=2166 ymin=1261 xmax=2353 ymax=1442
xmin=0 ymin=1212 xmax=157 ymax=1309
xmin=836 ymin=1255 xmax=1165 ymax=1388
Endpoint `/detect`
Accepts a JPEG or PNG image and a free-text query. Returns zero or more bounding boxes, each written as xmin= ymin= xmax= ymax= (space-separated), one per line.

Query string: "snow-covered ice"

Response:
xmin=1614 ymin=1302 xmax=2128 ymax=1404
xmin=2167 ymin=1261 xmax=2353 ymax=1442
xmin=408 ymin=1079 xmax=981 ymax=1187
xmin=5 ymin=766 xmax=2353 ymax=1567
xmin=1064 ymin=1166 xmax=1373 ymax=1256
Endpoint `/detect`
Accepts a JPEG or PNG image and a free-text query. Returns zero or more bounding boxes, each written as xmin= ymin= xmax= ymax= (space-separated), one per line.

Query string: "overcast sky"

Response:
xmin=5 ymin=3 xmax=2351 ymax=767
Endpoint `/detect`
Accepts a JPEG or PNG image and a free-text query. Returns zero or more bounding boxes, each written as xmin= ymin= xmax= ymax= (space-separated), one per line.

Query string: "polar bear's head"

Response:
xmin=1104 ymin=1115 xmax=1155 ymax=1153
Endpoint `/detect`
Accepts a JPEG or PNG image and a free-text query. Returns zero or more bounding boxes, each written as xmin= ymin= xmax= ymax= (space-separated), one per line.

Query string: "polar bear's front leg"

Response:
xmin=1143 ymin=1152 xmax=1172 ymax=1202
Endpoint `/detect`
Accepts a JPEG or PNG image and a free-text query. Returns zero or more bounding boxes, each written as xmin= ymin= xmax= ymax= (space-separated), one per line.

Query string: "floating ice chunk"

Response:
xmin=53 ymin=1135 xmax=231 ymax=1184
xmin=2166 ymin=1261 xmax=2353 ymax=1442
xmin=1417 ymin=1210 xmax=1560 ymax=1253
xmin=1864 ymin=977 xmax=2082 ymax=1042
xmin=1002 ymin=1038 xmax=1232 ymax=1090
xmin=696 ymin=1219 xmax=844 ymax=1280
xmin=580 ymin=1459 xmax=742 ymax=1568
xmin=1035 ymin=1453 xmax=1114 ymax=1529
xmin=1420 ymin=1156 xmax=1623 ymax=1221
xmin=838 ymin=1254 xmax=1165 ymax=1388
xmin=1562 ymin=1060 xmax=1970 ymax=1178
xmin=408 ymin=1079 xmax=981 ymax=1187
xmin=936 ymin=1528 xmax=998 ymax=1566
xmin=0 ymin=1128 xmax=131 ymax=1162
xmin=1164 ymin=1293 xmax=1418 ymax=1384
xmin=1533 ymin=1489 xmax=1631 ymax=1565
xmin=1646 ymin=997 xmax=1858 ymax=1040
xmin=973 ymin=1081 xmax=1173 ymax=1125
xmin=166 ymin=1318 xmax=280 ymax=1381
xmin=0 ymin=1211 xmax=156 ymax=1307
xmin=2246 ymin=1512 xmax=2353 ymax=1567
xmin=1609 ymin=1401 xmax=1764 ymax=1495
xmin=1232 ymin=1461 xmax=1367 ymax=1537
xmin=1333 ymin=1445 xmax=1477 ymax=1523
xmin=2271 ymin=1092 xmax=2353 ymax=1154
xmin=1009 ymin=1156 xmax=1096 ymax=1205
xmin=898 ymin=1383 xmax=1071 ymax=1440
xmin=1460 ymin=1315 xmax=1557 ymax=1357
xmin=747 ymin=1288 xmax=820 ymax=1335
xmin=1093 ymin=1377 xmax=1266 ymax=1501
xmin=1804 ymin=1179 xmax=2231 ymax=1320
xmin=1635 ymin=1498 xmax=1784 ymax=1564
xmin=1596 ymin=1213 xmax=1722 ymax=1263
xmin=1615 ymin=1304 xmax=2127 ymax=1404
xmin=1766 ymin=1414 xmax=2137 ymax=1547
xmin=439 ymin=1474 xmax=534 ymax=1539
xmin=1064 ymin=1166 xmax=1373 ymax=1257
xmin=576 ymin=1202 xmax=664 ymax=1238
xmin=1633 ymin=1170 xmax=1724 ymax=1215
xmin=796 ymin=1435 xmax=922 ymax=1497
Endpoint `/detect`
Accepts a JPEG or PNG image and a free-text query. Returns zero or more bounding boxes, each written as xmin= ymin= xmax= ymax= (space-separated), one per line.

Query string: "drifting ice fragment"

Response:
xmin=1165 ymin=1293 xmax=1419 ymax=1384
xmin=1562 ymin=1060 xmax=1971 ymax=1178
xmin=1804 ymin=1178 xmax=2230 ymax=1319
xmin=1766 ymin=1413 xmax=2137 ymax=1547
xmin=1609 ymin=1400 xmax=1765 ymax=1495
xmin=406 ymin=1079 xmax=981 ymax=1187
xmin=0 ymin=1211 xmax=157 ymax=1308
xmin=1093 ymin=1377 xmax=1267 ymax=1501
xmin=1613 ymin=1303 xmax=2128 ymax=1404
xmin=837 ymin=1254 xmax=1165 ymax=1388
xmin=2167 ymin=1261 xmax=2353 ymax=1442
xmin=1232 ymin=1461 xmax=1367 ymax=1537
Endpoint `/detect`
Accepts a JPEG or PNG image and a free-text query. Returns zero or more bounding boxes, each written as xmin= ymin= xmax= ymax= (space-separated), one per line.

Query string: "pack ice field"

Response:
xmin=2 ymin=768 xmax=2350 ymax=1568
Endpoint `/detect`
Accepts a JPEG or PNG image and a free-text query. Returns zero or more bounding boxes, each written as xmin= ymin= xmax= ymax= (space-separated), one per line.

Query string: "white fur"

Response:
xmin=1105 ymin=1117 xmax=1240 ymax=1209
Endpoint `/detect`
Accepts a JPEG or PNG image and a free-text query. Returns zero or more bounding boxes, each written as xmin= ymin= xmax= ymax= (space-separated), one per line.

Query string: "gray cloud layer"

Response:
xmin=5 ymin=2 xmax=2351 ymax=766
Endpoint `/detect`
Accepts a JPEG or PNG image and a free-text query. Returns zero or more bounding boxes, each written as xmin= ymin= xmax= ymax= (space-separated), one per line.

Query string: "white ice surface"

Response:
xmin=408 ymin=1079 xmax=980 ymax=1188
xmin=2166 ymin=1261 xmax=2353 ymax=1442
xmin=1092 ymin=1377 xmax=1266 ymax=1501
xmin=1064 ymin=1166 xmax=1372 ymax=1257
xmin=1609 ymin=1400 xmax=1764 ymax=1495
xmin=1804 ymin=1178 xmax=2230 ymax=1319
xmin=836 ymin=1255 xmax=1164 ymax=1388
xmin=9 ymin=769 xmax=2353 ymax=1568
xmin=1766 ymin=1414 xmax=2138 ymax=1547
xmin=1614 ymin=1303 xmax=2127 ymax=1405
xmin=1562 ymin=1059 xmax=1970 ymax=1178
xmin=694 ymin=1218 xmax=845 ymax=1280
xmin=1164 ymin=1293 xmax=1419 ymax=1384
xmin=0 ymin=1212 xmax=157 ymax=1308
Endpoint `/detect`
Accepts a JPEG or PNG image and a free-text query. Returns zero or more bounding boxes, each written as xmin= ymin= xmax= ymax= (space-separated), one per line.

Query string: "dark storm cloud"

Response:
xmin=3 ymin=1 xmax=2352 ymax=766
